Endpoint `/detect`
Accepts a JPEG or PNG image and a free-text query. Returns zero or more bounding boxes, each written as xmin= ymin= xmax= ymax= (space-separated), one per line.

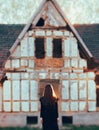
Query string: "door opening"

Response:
xmin=39 ymin=79 xmax=60 ymax=99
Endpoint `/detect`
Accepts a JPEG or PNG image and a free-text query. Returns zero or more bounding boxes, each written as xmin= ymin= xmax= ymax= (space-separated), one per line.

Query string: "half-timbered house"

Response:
xmin=0 ymin=0 xmax=99 ymax=127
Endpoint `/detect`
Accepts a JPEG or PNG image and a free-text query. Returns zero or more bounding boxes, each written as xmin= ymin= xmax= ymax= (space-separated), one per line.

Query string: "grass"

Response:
xmin=0 ymin=126 xmax=99 ymax=130
xmin=72 ymin=125 xmax=99 ymax=130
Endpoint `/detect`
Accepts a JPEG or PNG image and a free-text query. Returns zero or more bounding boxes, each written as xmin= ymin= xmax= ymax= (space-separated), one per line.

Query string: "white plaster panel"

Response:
xmin=46 ymin=31 xmax=52 ymax=36
xmin=21 ymin=37 xmax=28 ymax=57
xmin=39 ymin=73 xmax=47 ymax=79
xmin=30 ymin=80 xmax=38 ymax=100
xmin=71 ymin=102 xmax=78 ymax=111
xmin=28 ymin=37 xmax=35 ymax=57
xmin=31 ymin=102 xmax=38 ymax=111
xmin=4 ymin=102 xmax=11 ymax=112
xmin=28 ymin=30 xmax=33 ymax=36
xmin=71 ymin=58 xmax=78 ymax=68
xmin=62 ymin=80 xmax=69 ymax=99
xmin=35 ymin=30 xmax=45 ymax=36
xmin=70 ymin=80 xmax=78 ymax=100
xmin=64 ymin=38 xmax=70 ymax=57
xmin=12 ymin=59 xmax=20 ymax=68
xmin=73 ymin=70 xmax=83 ymax=73
xmin=5 ymin=60 xmax=11 ymax=69
xmin=79 ymin=101 xmax=86 ymax=111
xmin=64 ymin=31 xmax=69 ymax=36
xmin=29 ymin=60 xmax=34 ymax=68
xmin=3 ymin=81 xmax=11 ymax=100
xmin=48 ymin=3 xmax=66 ymax=26
xmin=21 ymin=80 xmax=29 ymax=100
xmin=88 ymin=72 xmax=95 ymax=79
xmin=61 ymin=102 xmax=69 ymax=111
xmin=50 ymin=73 xmax=60 ymax=79
xmin=64 ymin=59 xmax=70 ymax=68
xmin=53 ymin=31 xmax=63 ymax=36
xmin=21 ymin=102 xmax=29 ymax=112
xmin=12 ymin=80 xmax=20 ymax=100
xmin=61 ymin=73 xmax=69 ymax=79
xmin=6 ymin=73 xmax=11 ymax=79
xmin=30 ymin=72 xmax=38 ymax=79
xmin=70 ymin=73 xmax=77 ymax=79
xmin=48 ymin=13 xmax=59 ymax=27
xmin=12 ymin=73 xmax=20 ymax=80
xmin=21 ymin=73 xmax=29 ymax=79
xmin=88 ymin=80 xmax=96 ymax=100
xmin=12 ymin=102 xmax=20 ymax=111
xmin=21 ymin=59 xmax=28 ymax=67
xmin=79 ymin=73 xmax=87 ymax=79
xmin=79 ymin=80 xmax=86 ymax=100
xmin=79 ymin=59 xmax=87 ymax=68
xmin=12 ymin=46 xmax=21 ymax=57
xmin=70 ymin=37 xmax=78 ymax=57
xmin=88 ymin=102 xmax=96 ymax=111
xmin=46 ymin=38 xmax=52 ymax=57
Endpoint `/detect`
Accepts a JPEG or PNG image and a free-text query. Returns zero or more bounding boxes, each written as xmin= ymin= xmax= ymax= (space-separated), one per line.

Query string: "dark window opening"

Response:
xmin=96 ymin=88 xmax=99 ymax=107
xmin=35 ymin=38 xmax=45 ymax=59
xmin=36 ymin=18 xmax=45 ymax=26
xmin=62 ymin=116 xmax=73 ymax=125
xmin=53 ymin=38 xmax=62 ymax=58
xmin=95 ymin=75 xmax=99 ymax=85
xmin=27 ymin=116 xmax=38 ymax=125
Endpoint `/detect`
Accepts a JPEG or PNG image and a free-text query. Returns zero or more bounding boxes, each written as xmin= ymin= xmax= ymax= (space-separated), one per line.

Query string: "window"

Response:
xmin=36 ymin=18 xmax=45 ymax=26
xmin=62 ymin=116 xmax=73 ymax=125
xmin=27 ymin=116 xmax=38 ymax=124
xmin=35 ymin=38 xmax=45 ymax=58
xmin=53 ymin=38 xmax=62 ymax=58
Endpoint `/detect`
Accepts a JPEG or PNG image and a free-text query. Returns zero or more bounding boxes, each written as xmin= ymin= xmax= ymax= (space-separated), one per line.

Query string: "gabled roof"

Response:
xmin=0 ymin=24 xmax=99 ymax=69
xmin=0 ymin=24 xmax=25 ymax=68
xmin=75 ymin=24 xmax=99 ymax=60
xmin=9 ymin=0 xmax=92 ymax=60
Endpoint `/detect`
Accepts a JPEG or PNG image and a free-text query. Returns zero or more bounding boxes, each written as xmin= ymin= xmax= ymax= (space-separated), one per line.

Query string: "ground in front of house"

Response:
xmin=0 ymin=125 xmax=99 ymax=130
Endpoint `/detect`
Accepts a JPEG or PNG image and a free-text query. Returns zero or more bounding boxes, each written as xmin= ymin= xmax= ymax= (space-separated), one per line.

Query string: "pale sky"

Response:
xmin=0 ymin=0 xmax=99 ymax=24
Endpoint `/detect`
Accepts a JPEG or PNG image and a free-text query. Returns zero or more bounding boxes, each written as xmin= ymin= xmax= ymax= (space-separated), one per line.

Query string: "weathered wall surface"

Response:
xmin=2 ymin=29 xmax=96 ymax=114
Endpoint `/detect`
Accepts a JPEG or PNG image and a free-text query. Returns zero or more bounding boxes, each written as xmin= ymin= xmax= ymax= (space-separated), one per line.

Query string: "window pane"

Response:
xmin=53 ymin=38 xmax=62 ymax=58
xmin=35 ymin=38 xmax=45 ymax=58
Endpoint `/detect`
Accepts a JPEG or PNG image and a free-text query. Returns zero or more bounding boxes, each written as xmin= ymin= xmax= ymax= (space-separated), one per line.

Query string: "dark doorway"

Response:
xmin=39 ymin=79 xmax=60 ymax=99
